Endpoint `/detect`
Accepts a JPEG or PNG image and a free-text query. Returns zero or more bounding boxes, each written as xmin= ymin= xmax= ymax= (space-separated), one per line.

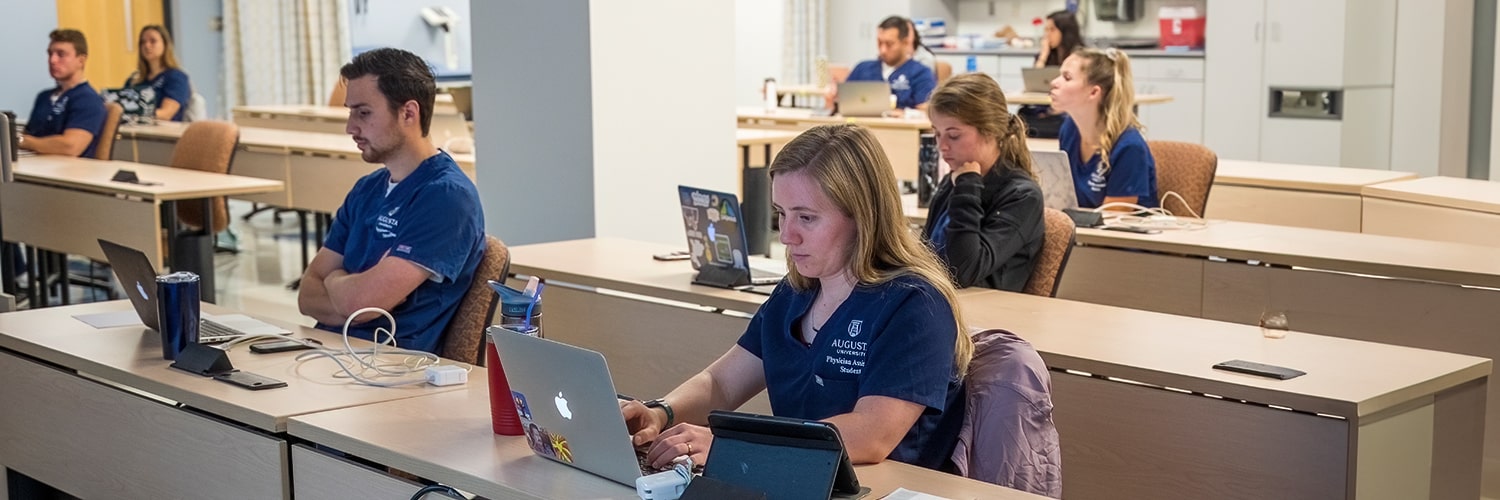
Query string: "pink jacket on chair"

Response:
xmin=950 ymin=328 xmax=1062 ymax=498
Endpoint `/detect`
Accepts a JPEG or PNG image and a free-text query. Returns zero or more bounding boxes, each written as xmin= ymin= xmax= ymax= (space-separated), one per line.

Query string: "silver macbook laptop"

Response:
xmin=490 ymin=328 xmax=665 ymax=486
xmin=1032 ymin=150 xmax=1079 ymax=210
xmin=97 ymin=239 xmax=291 ymax=342
xmin=1021 ymin=67 xmax=1060 ymax=93
xmin=836 ymin=81 xmax=892 ymax=117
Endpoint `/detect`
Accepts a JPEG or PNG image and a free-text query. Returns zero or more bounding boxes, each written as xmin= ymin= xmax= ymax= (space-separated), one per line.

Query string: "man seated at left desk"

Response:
xmin=297 ymin=48 xmax=485 ymax=354
xmin=20 ymin=29 xmax=106 ymax=158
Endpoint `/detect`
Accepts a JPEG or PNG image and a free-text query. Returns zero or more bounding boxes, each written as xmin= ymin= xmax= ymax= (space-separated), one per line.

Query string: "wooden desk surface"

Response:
xmin=19 ymin=155 xmax=283 ymax=200
xmin=960 ymin=290 xmax=1489 ymax=418
xmin=0 ymin=301 xmax=463 ymax=432
xmin=288 ymin=375 xmax=1050 ymax=500
xmin=734 ymin=128 xmax=800 ymax=146
xmin=510 ymin=238 xmax=767 ymax=313
xmin=1075 ymin=220 xmax=1500 ymax=289
xmin=1005 ymin=92 xmax=1173 ymax=106
xmin=1215 ymin=160 xmax=1418 ymax=194
xmin=1361 ymin=175 xmax=1500 ymax=214
xmin=120 ymin=122 xmax=478 ymax=169
xmin=511 ymin=238 xmax=1489 ymax=418
xmin=736 ymin=106 xmax=932 ymax=130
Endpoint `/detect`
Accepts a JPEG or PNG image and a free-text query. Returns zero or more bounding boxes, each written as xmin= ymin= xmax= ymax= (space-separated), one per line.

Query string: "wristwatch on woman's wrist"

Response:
xmin=642 ymin=398 xmax=674 ymax=429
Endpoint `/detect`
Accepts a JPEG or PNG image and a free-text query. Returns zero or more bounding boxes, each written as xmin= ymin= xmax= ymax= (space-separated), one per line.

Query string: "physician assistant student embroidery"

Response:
xmin=826 ymin=319 xmax=869 ymax=375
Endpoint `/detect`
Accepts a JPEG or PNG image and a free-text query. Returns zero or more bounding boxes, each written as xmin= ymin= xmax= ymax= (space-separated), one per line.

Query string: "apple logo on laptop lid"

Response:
xmin=555 ymin=391 xmax=573 ymax=420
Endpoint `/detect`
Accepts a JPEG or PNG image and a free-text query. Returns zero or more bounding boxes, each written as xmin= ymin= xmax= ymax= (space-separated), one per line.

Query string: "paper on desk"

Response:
xmin=882 ymin=488 xmax=952 ymax=500
xmin=72 ymin=311 xmax=144 ymax=329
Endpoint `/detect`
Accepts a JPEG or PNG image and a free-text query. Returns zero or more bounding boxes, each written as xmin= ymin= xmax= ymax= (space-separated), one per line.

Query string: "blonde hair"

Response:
xmin=131 ymin=25 xmax=181 ymax=86
xmin=769 ymin=124 xmax=973 ymax=377
xmin=1074 ymin=47 xmax=1142 ymax=173
xmin=928 ymin=73 xmax=1037 ymax=182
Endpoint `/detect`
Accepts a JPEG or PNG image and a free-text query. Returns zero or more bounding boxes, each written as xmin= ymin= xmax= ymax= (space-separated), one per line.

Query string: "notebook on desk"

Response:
xmin=677 ymin=185 xmax=784 ymax=288
xmin=97 ymin=239 xmax=291 ymax=342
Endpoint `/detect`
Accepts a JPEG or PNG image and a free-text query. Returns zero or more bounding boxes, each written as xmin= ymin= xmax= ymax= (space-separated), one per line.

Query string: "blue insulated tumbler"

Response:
xmin=156 ymin=271 xmax=201 ymax=360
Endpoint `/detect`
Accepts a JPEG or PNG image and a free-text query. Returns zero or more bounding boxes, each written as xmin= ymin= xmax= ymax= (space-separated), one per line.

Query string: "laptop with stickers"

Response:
xmin=1031 ymin=150 xmax=1078 ymax=211
xmin=490 ymin=328 xmax=678 ymax=486
xmin=677 ymin=185 xmax=784 ymax=288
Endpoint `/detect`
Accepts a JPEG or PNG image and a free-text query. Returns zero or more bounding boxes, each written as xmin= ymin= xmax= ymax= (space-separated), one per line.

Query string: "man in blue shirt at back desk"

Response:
xmin=20 ymin=29 xmax=105 ymax=158
xmin=297 ymin=48 xmax=485 ymax=354
xmin=845 ymin=16 xmax=937 ymax=111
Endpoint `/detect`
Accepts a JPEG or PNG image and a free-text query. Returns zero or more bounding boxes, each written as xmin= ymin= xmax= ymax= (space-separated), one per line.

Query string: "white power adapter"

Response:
xmin=424 ymin=365 xmax=468 ymax=386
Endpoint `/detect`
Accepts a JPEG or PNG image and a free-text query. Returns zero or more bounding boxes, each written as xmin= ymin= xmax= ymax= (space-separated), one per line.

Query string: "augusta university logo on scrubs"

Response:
xmin=376 ymin=206 xmax=401 ymax=239
xmin=891 ymin=74 xmax=911 ymax=92
xmin=826 ymin=320 xmax=868 ymax=375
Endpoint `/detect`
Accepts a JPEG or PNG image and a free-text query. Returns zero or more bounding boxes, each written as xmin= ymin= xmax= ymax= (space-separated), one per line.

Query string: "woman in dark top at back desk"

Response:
xmin=921 ymin=73 xmax=1045 ymax=291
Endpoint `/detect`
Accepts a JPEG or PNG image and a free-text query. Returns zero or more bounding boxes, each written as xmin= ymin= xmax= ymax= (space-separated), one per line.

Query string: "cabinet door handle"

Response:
xmin=1254 ymin=21 xmax=1262 ymax=42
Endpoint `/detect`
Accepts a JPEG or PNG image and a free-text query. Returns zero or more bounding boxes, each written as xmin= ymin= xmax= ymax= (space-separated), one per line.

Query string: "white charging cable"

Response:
xmin=293 ymin=307 xmax=470 ymax=387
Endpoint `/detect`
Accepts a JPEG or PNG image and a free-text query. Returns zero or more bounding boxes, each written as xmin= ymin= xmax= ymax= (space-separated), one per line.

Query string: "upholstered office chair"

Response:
xmin=327 ymin=77 xmax=348 ymax=107
xmin=93 ymin=102 xmax=124 ymax=160
xmin=1021 ymin=208 xmax=1076 ymax=298
xmin=935 ymin=60 xmax=953 ymax=86
xmin=1149 ymin=140 xmax=1217 ymax=218
xmin=951 ymin=327 xmax=1062 ymax=498
xmin=438 ymin=235 xmax=511 ymax=365
xmin=169 ymin=121 xmax=240 ymax=234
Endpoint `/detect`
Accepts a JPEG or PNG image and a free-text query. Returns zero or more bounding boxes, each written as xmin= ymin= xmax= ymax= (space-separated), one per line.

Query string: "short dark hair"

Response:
xmin=49 ymin=29 xmax=88 ymax=56
xmin=340 ymin=48 xmax=437 ymax=136
xmin=877 ymin=16 xmax=911 ymax=40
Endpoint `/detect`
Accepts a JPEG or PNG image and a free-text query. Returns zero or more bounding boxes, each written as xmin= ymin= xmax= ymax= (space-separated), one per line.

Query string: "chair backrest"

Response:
xmin=1021 ymin=208 xmax=1076 ymax=298
xmin=439 ymin=235 xmax=511 ymax=365
xmin=93 ymin=102 xmax=124 ymax=160
xmin=328 ymin=77 xmax=348 ymax=107
xmin=170 ymin=120 xmax=240 ymax=233
xmin=935 ymin=60 xmax=953 ymax=86
xmin=1148 ymin=140 xmax=1217 ymax=218
xmin=951 ymin=328 xmax=1062 ymax=498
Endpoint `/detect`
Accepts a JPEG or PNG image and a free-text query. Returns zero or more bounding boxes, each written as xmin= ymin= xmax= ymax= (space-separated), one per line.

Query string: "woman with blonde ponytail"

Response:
xmin=922 ymin=73 xmax=1045 ymax=291
xmin=622 ymin=124 xmax=972 ymax=472
xmin=1048 ymin=47 xmax=1159 ymax=209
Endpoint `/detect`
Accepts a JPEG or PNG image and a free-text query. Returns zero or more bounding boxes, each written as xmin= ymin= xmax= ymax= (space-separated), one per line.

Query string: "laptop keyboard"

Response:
xmin=197 ymin=319 xmax=243 ymax=344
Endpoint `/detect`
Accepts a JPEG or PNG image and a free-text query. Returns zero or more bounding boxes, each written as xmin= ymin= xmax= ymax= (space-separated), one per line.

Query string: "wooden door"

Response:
xmin=55 ymin=0 xmax=166 ymax=92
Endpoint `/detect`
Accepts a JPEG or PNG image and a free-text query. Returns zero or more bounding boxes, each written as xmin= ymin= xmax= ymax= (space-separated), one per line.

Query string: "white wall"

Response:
xmin=827 ymin=0 xmax=912 ymax=65
xmin=347 ymin=0 xmax=472 ymax=77
xmin=0 ymin=5 xmax=59 ymax=115
xmin=590 ymin=0 xmax=737 ymax=246
xmin=1493 ymin=0 xmax=1500 ymax=179
xmin=736 ymin=0 xmax=784 ymax=106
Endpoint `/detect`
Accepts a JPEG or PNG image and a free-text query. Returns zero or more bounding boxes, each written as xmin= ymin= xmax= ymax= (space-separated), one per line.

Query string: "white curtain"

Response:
xmin=222 ymin=0 xmax=350 ymax=112
xmin=783 ymin=0 xmax=827 ymax=85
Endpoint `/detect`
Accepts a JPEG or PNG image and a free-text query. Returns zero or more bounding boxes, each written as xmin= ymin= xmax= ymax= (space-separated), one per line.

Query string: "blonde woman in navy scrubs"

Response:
xmin=622 ymin=124 xmax=971 ymax=472
xmin=1049 ymin=48 xmax=1159 ymax=209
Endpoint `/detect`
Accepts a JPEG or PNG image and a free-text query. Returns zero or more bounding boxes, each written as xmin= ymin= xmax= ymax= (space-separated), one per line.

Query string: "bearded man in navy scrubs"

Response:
xmin=20 ymin=29 xmax=105 ymax=158
xmin=297 ymin=48 xmax=484 ymax=353
xmin=845 ymin=16 xmax=937 ymax=111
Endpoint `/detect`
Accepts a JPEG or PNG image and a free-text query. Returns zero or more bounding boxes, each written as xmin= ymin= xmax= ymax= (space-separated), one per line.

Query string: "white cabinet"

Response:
xmin=1262 ymin=0 xmax=1345 ymax=88
xmin=1203 ymin=0 xmax=1397 ymax=169
xmin=1135 ymin=58 xmax=1205 ymax=144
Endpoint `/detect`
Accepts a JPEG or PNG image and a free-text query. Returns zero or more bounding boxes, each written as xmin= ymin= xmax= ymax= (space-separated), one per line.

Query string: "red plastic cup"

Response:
xmin=486 ymin=339 xmax=525 ymax=436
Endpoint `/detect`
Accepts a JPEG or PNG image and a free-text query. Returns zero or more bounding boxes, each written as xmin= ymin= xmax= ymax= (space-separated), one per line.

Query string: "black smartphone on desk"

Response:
xmin=214 ymin=371 xmax=288 ymax=390
xmin=249 ymin=338 xmax=320 ymax=354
